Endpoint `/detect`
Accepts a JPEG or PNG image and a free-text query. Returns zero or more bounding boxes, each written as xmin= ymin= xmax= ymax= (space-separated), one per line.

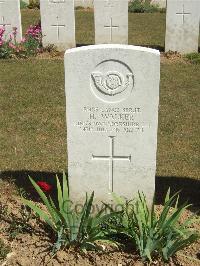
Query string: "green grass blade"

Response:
xmin=49 ymin=196 xmax=61 ymax=225
xmin=22 ymin=198 xmax=55 ymax=230
xmin=111 ymin=192 xmax=126 ymax=206
xmin=29 ymin=176 xmax=57 ymax=222
xmin=164 ymin=188 xmax=171 ymax=203
xmin=56 ymin=175 xmax=64 ymax=212
xmin=166 ymin=234 xmax=199 ymax=259
xmin=162 ymin=203 xmax=191 ymax=230
xmin=78 ymin=192 xmax=94 ymax=235
xmin=62 ymin=171 xmax=69 ymax=204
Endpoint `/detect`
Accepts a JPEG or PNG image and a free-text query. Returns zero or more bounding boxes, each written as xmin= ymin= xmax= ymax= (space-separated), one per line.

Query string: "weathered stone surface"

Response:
xmin=165 ymin=0 xmax=200 ymax=54
xmin=65 ymin=44 xmax=160 ymax=204
xmin=0 ymin=0 xmax=22 ymax=42
xmin=40 ymin=0 xmax=75 ymax=51
xmin=94 ymin=0 xmax=128 ymax=44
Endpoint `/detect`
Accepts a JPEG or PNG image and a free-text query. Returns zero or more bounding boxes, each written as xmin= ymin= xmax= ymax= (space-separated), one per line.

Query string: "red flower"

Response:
xmin=37 ymin=181 xmax=52 ymax=192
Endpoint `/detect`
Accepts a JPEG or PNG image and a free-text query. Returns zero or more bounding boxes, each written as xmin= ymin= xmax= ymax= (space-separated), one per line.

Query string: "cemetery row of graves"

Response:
xmin=0 ymin=0 xmax=200 ymax=57
xmin=0 ymin=3 xmax=200 ymax=266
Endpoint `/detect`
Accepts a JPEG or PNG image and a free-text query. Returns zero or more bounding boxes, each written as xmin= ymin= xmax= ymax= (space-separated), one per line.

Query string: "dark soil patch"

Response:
xmin=0 ymin=179 xmax=199 ymax=266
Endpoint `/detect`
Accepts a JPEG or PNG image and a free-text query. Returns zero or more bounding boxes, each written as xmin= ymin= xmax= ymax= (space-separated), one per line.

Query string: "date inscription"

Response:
xmin=74 ymin=106 xmax=150 ymax=133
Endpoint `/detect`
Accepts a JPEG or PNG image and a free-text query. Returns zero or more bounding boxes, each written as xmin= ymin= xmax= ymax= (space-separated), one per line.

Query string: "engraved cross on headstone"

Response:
xmin=176 ymin=4 xmax=191 ymax=25
xmin=92 ymin=136 xmax=131 ymax=192
xmin=0 ymin=16 xmax=11 ymax=29
xmin=104 ymin=17 xmax=119 ymax=42
xmin=51 ymin=16 xmax=66 ymax=41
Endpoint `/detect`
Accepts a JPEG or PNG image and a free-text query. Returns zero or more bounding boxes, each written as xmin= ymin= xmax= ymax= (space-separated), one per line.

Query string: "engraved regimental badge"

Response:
xmin=91 ymin=60 xmax=134 ymax=103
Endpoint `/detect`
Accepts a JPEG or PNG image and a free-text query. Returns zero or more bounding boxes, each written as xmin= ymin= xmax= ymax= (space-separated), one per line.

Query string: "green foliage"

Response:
xmin=0 ymin=45 xmax=12 ymax=59
xmin=128 ymin=0 xmax=162 ymax=13
xmin=20 ymin=0 xmax=28 ymax=9
xmin=111 ymin=189 xmax=199 ymax=262
xmin=0 ymin=24 xmax=42 ymax=59
xmin=28 ymin=0 xmax=40 ymax=9
xmin=0 ymin=239 xmax=11 ymax=260
xmin=22 ymin=172 xmax=118 ymax=253
xmin=185 ymin=53 xmax=200 ymax=64
xmin=23 ymin=36 xmax=41 ymax=57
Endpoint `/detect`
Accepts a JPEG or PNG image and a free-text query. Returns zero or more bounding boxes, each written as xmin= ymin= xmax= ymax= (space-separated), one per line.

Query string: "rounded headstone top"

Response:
xmin=65 ymin=44 xmax=160 ymax=56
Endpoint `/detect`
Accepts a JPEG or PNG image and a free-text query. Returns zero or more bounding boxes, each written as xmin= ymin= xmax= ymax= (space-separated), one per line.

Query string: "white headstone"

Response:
xmin=65 ymin=44 xmax=160 ymax=204
xmin=94 ymin=0 xmax=128 ymax=44
xmin=0 ymin=0 xmax=22 ymax=42
xmin=165 ymin=0 xmax=200 ymax=54
xmin=40 ymin=0 xmax=75 ymax=51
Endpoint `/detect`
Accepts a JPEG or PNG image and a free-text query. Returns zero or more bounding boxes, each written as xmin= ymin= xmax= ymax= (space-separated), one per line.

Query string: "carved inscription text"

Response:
xmin=74 ymin=106 xmax=150 ymax=133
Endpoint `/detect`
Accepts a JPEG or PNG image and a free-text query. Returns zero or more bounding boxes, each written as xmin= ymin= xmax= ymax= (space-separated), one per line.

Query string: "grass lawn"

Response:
xmin=0 ymin=9 xmax=199 ymax=266
xmin=21 ymin=9 xmax=199 ymax=48
xmin=0 ymin=10 xmax=200 ymax=202
xmin=21 ymin=10 xmax=167 ymax=48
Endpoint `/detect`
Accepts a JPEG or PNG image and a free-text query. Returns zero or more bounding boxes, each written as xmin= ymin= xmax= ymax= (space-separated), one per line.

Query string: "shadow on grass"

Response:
xmin=76 ymin=43 xmax=93 ymax=47
xmin=143 ymin=44 xmax=164 ymax=52
xmin=156 ymin=176 xmax=200 ymax=207
xmin=0 ymin=170 xmax=199 ymax=207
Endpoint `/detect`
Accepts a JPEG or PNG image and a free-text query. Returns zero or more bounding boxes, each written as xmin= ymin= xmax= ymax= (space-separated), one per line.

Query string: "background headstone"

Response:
xmin=0 ymin=0 xmax=22 ymax=42
xmin=165 ymin=0 xmax=200 ymax=54
xmin=40 ymin=0 xmax=75 ymax=51
xmin=94 ymin=0 xmax=128 ymax=44
xmin=65 ymin=44 xmax=160 ymax=204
